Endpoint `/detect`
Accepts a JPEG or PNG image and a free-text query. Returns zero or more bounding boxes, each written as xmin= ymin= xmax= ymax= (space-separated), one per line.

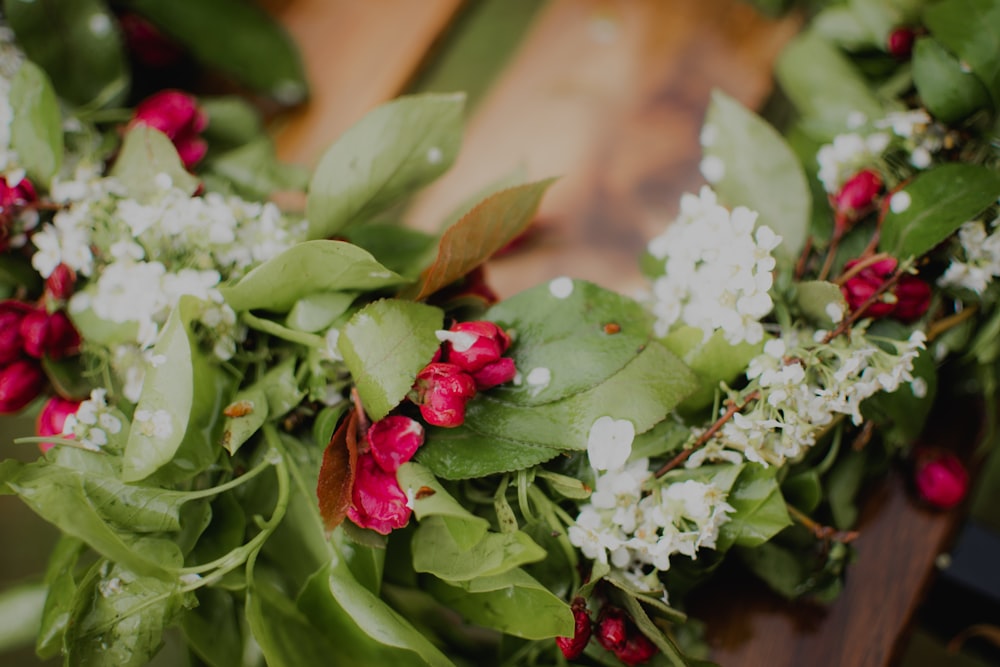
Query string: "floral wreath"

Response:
xmin=0 ymin=1 xmax=998 ymax=666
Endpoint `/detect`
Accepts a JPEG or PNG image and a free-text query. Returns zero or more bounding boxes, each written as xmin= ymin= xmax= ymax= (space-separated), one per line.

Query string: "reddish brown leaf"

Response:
xmin=317 ymin=410 xmax=360 ymax=531
xmin=400 ymin=178 xmax=556 ymax=301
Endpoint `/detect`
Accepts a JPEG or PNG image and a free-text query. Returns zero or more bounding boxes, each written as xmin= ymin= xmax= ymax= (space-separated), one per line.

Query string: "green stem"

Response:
xmin=242 ymin=311 xmax=326 ymax=349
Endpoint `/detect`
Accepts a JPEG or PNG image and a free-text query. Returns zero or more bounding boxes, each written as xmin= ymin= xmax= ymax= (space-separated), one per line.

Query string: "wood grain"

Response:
xmin=262 ymin=0 xmax=464 ymax=167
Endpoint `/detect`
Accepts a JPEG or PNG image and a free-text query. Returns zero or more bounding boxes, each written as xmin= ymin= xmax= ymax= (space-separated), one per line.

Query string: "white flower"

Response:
xmin=586 ymin=416 xmax=635 ymax=471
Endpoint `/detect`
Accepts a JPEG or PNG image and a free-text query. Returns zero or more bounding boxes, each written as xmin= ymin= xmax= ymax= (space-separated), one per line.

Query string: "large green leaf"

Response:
xmin=702 ymin=89 xmax=811 ymax=259
xmin=396 ymin=462 xmax=490 ymax=550
xmin=716 ymin=463 xmax=791 ymax=551
xmin=179 ymin=588 xmax=243 ymax=667
xmin=416 ymin=426 xmax=564 ymax=480
xmin=110 ymin=125 xmax=200 ymax=202
xmin=412 ymin=516 xmax=546 ymax=581
xmin=0 ymin=581 xmax=45 ymax=654
xmin=121 ymin=0 xmax=306 ymax=102
xmin=485 ymin=279 xmax=655 ymax=406
xmin=220 ymin=240 xmax=407 ymax=312
xmin=338 ymin=299 xmax=443 ymax=421
xmin=924 ymin=0 xmax=1000 ymax=106
xmin=8 ymin=60 xmax=62 ymax=185
xmin=662 ymin=326 xmax=762 ymax=413
xmin=912 ymin=37 xmax=994 ymax=123
xmin=402 ymin=179 xmax=556 ymax=301
xmin=36 ymin=536 xmax=85 ymax=659
xmin=5 ymin=0 xmax=128 ymax=107
xmin=425 ymin=568 xmax=574 ymax=640
xmin=879 ymin=164 xmax=1000 ymax=259
xmin=307 ymin=93 xmax=464 ymax=239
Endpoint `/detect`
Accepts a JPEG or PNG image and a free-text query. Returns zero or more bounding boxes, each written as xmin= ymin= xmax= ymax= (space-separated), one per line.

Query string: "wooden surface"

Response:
xmin=269 ymin=1 xmax=957 ymax=665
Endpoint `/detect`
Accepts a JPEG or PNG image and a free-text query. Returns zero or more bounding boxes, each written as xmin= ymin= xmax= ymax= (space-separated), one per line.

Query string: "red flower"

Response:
xmin=131 ymin=90 xmax=208 ymax=168
xmin=841 ymin=258 xmax=930 ymax=322
xmin=45 ymin=264 xmax=77 ymax=302
xmin=20 ymin=308 xmax=81 ymax=360
xmin=439 ymin=321 xmax=512 ymax=373
xmin=0 ymin=360 xmax=45 ymax=414
xmin=346 ymin=454 xmax=412 ymax=535
xmin=471 ymin=356 xmax=517 ymax=390
xmin=833 ymin=169 xmax=883 ymax=232
xmin=411 ymin=362 xmax=477 ymax=428
xmin=36 ymin=396 xmax=80 ymax=452
xmin=367 ymin=415 xmax=424 ymax=473
xmin=0 ymin=300 xmax=30 ymax=365
xmin=555 ymin=597 xmax=592 ymax=660
xmin=914 ymin=449 xmax=968 ymax=510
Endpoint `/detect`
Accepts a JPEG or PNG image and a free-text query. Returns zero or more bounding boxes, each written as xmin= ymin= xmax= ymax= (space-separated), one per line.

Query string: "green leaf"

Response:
xmin=200 ymin=96 xmax=263 ymax=146
xmin=221 ymin=384 xmax=269 ymax=455
xmin=121 ymin=0 xmax=307 ymax=103
xmin=717 ymin=463 xmax=791 ymax=551
xmin=261 ymin=356 xmax=305 ymax=419
xmin=412 ymin=516 xmax=546 ymax=581
xmin=662 ymin=326 xmax=762 ymax=413
xmin=338 ymin=299 xmax=443 ymax=421
xmin=285 ymin=292 xmax=356 ymax=333
xmin=425 ymin=568 xmax=574 ymax=640
xmin=486 ymin=279 xmax=655 ymax=406
xmin=782 ymin=470 xmax=823 ymax=514
xmin=5 ymin=0 xmax=128 ymax=107
xmin=110 ymin=125 xmax=200 ymax=202
xmin=8 ymin=60 xmax=62 ymax=185
xmin=619 ymin=593 xmax=690 ymax=666
xmin=220 ymin=240 xmax=407 ymax=313
xmin=307 ymin=93 xmax=465 ymax=239
xmin=702 ymin=89 xmax=811 ymax=259
xmin=36 ymin=536 xmax=85 ymax=659
xmin=396 ymin=462 xmax=490 ymax=550
xmin=206 ymin=138 xmax=309 ymax=201
xmin=879 ymin=164 xmax=1000 ymax=259
xmin=796 ymin=281 xmax=848 ymax=328
xmin=344 ymin=224 xmax=439 ymax=279
xmin=179 ymin=588 xmax=243 ymax=667
xmin=912 ymin=37 xmax=994 ymax=123
xmin=861 ymin=345 xmax=937 ymax=446
xmin=403 ymin=179 xmax=556 ymax=301
xmin=417 ymin=426 xmax=564 ymax=480
xmin=739 ymin=541 xmax=809 ymax=599
xmin=848 ymin=0 xmax=925 ymax=45
xmin=827 ymin=449 xmax=869 ymax=529
xmin=924 ymin=0 xmax=1000 ymax=106
xmin=0 ymin=580 xmax=46 ymax=654
xmin=775 ymin=30 xmax=884 ymax=138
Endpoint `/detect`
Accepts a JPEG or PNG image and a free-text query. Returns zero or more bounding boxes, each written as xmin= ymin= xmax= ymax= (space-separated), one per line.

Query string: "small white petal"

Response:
xmin=549 ymin=276 xmax=574 ymax=299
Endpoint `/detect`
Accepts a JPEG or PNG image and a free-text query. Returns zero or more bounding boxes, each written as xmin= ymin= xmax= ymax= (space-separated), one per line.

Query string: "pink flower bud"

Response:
xmin=131 ymin=90 xmax=208 ymax=168
xmin=914 ymin=448 xmax=968 ymax=510
xmin=20 ymin=309 xmax=81 ymax=360
xmin=0 ymin=300 xmax=30 ymax=365
xmin=439 ymin=321 xmax=512 ymax=373
xmin=118 ymin=13 xmax=185 ymax=68
xmin=841 ymin=257 xmax=931 ymax=322
xmin=887 ymin=27 xmax=916 ymax=59
xmin=595 ymin=607 xmax=629 ymax=653
xmin=833 ymin=169 xmax=883 ymax=230
xmin=0 ymin=175 xmax=37 ymax=209
xmin=367 ymin=415 xmax=424 ymax=473
xmin=347 ymin=454 xmax=412 ymax=535
xmin=471 ymin=356 xmax=517 ymax=390
xmin=555 ymin=597 xmax=592 ymax=660
xmin=0 ymin=360 xmax=45 ymax=413
xmin=411 ymin=362 xmax=477 ymax=428
xmin=45 ymin=264 xmax=76 ymax=301
xmin=36 ymin=396 xmax=80 ymax=452
xmin=615 ymin=631 xmax=658 ymax=666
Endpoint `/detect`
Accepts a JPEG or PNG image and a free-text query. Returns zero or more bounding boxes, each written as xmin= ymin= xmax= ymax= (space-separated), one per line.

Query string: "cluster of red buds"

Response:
xmin=0 ymin=175 xmax=39 ymax=252
xmin=409 ymin=321 xmax=517 ymax=427
xmin=0 ymin=299 xmax=80 ymax=414
xmin=556 ymin=599 xmax=658 ymax=665
xmin=129 ymin=90 xmax=208 ymax=169
xmin=348 ymin=415 xmax=425 ymax=534
xmin=841 ymin=257 xmax=931 ymax=322
xmin=832 ymin=168 xmax=884 ymax=236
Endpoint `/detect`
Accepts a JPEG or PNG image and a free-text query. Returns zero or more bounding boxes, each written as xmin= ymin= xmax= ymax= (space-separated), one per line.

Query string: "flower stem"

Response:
xmin=926 ymin=305 xmax=979 ymax=342
xmin=822 ymin=264 xmax=909 ymax=344
xmin=787 ymin=504 xmax=859 ymax=544
xmin=654 ymin=391 xmax=759 ymax=478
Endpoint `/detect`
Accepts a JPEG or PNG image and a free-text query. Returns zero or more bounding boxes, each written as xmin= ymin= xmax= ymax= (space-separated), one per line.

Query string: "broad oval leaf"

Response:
xmin=35 ymin=536 xmax=84 ymax=659
xmin=397 ymin=462 xmax=490 ymax=550
xmin=412 ymin=516 xmax=546 ymax=582
xmin=285 ymin=292 xmax=356 ymax=333
xmin=402 ymin=178 xmax=556 ymax=301
xmin=924 ymin=0 xmax=1000 ymax=106
xmin=338 ymin=299 xmax=443 ymax=421
xmin=220 ymin=240 xmax=407 ymax=313
xmin=716 ymin=463 xmax=791 ymax=551
xmin=221 ymin=385 xmax=269 ymax=455
xmin=307 ymin=93 xmax=465 ymax=239
xmin=416 ymin=426 xmax=564 ymax=480
xmin=662 ymin=326 xmax=763 ymax=413
xmin=317 ymin=411 xmax=359 ymax=531
xmin=879 ymin=163 xmax=1000 ymax=259
xmin=702 ymin=89 xmax=811 ymax=259
xmin=123 ymin=0 xmax=307 ymax=103
xmin=912 ymin=37 xmax=993 ymax=123
xmin=9 ymin=60 xmax=62 ymax=185
xmin=5 ymin=0 xmax=128 ymax=107
xmin=425 ymin=568 xmax=574 ymax=640
xmin=796 ymin=280 xmax=848 ymax=328
xmin=110 ymin=126 xmax=200 ymax=202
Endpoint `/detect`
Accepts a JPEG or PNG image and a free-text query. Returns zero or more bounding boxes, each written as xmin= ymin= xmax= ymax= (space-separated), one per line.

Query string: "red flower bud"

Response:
xmin=118 ymin=12 xmax=185 ymax=68
xmin=556 ymin=597 xmax=592 ymax=660
xmin=20 ymin=309 xmax=81 ymax=360
xmin=0 ymin=300 xmax=30 ymax=365
xmin=887 ymin=27 xmax=916 ymax=59
xmin=411 ymin=362 xmax=477 ymax=428
xmin=367 ymin=415 xmax=424 ymax=473
xmin=471 ymin=356 xmax=517 ymax=390
xmin=615 ymin=631 xmax=659 ymax=666
xmin=595 ymin=607 xmax=629 ymax=653
xmin=0 ymin=175 xmax=37 ymax=209
xmin=914 ymin=448 xmax=968 ymax=510
xmin=0 ymin=360 xmax=45 ymax=413
xmin=892 ymin=275 xmax=932 ymax=322
xmin=841 ymin=258 xmax=931 ymax=322
xmin=347 ymin=454 xmax=412 ymax=534
xmin=131 ymin=90 xmax=208 ymax=168
xmin=439 ymin=321 xmax=512 ymax=373
xmin=833 ymin=169 xmax=883 ymax=230
xmin=45 ymin=264 xmax=77 ymax=301
xmin=36 ymin=396 xmax=80 ymax=452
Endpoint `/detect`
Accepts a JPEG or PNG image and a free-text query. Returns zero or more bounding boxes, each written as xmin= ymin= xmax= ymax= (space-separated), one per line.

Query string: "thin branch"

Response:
xmin=787 ymin=504 xmax=859 ymax=544
xmin=654 ymin=391 xmax=759 ymax=478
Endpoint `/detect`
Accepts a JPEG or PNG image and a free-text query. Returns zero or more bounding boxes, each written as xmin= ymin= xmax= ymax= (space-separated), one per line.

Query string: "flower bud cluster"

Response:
xmin=647 ymin=186 xmax=781 ymax=346
xmin=555 ymin=599 xmax=658 ymax=665
xmin=130 ymin=90 xmax=208 ymax=169
xmin=409 ymin=321 xmax=517 ymax=427
xmin=0 ymin=174 xmax=39 ymax=252
xmin=56 ymin=388 xmax=124 ymax=452
xmin=841 ymin=257 xmax=931 ymax=322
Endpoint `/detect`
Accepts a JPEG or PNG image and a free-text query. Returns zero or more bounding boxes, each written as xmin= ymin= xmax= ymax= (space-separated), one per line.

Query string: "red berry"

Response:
xmin=914 ymin=449 xmax=968 ymax=510
xmin=887 ymin=27 xmax=916 ymax=59
xmin=595 ymin=607 xmax=629 ymax=653
xmin=555 ymin=598 xmax=592 ymax=660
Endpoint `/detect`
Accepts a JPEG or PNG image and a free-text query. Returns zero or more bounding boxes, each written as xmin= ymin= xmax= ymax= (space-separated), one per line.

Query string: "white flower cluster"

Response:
xmin=816 ymin=130 xmax=890 ymax=193
xmin=647 ymin=187 xmax=781 ymax=345
xmin=61 ymin=389 xmax=123 ymax=451
xmin=30 ymin=171 xmax=307 ymax=401
xmin=874 ymin=109 xmax=945 ymax=170
xmin=690 ymin=329 xmax=927 ymax=468
xmin=568 ymin=417 xmax=735 ymax=589
xmin=937 ymin=218 xmax=1000 ymax=294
